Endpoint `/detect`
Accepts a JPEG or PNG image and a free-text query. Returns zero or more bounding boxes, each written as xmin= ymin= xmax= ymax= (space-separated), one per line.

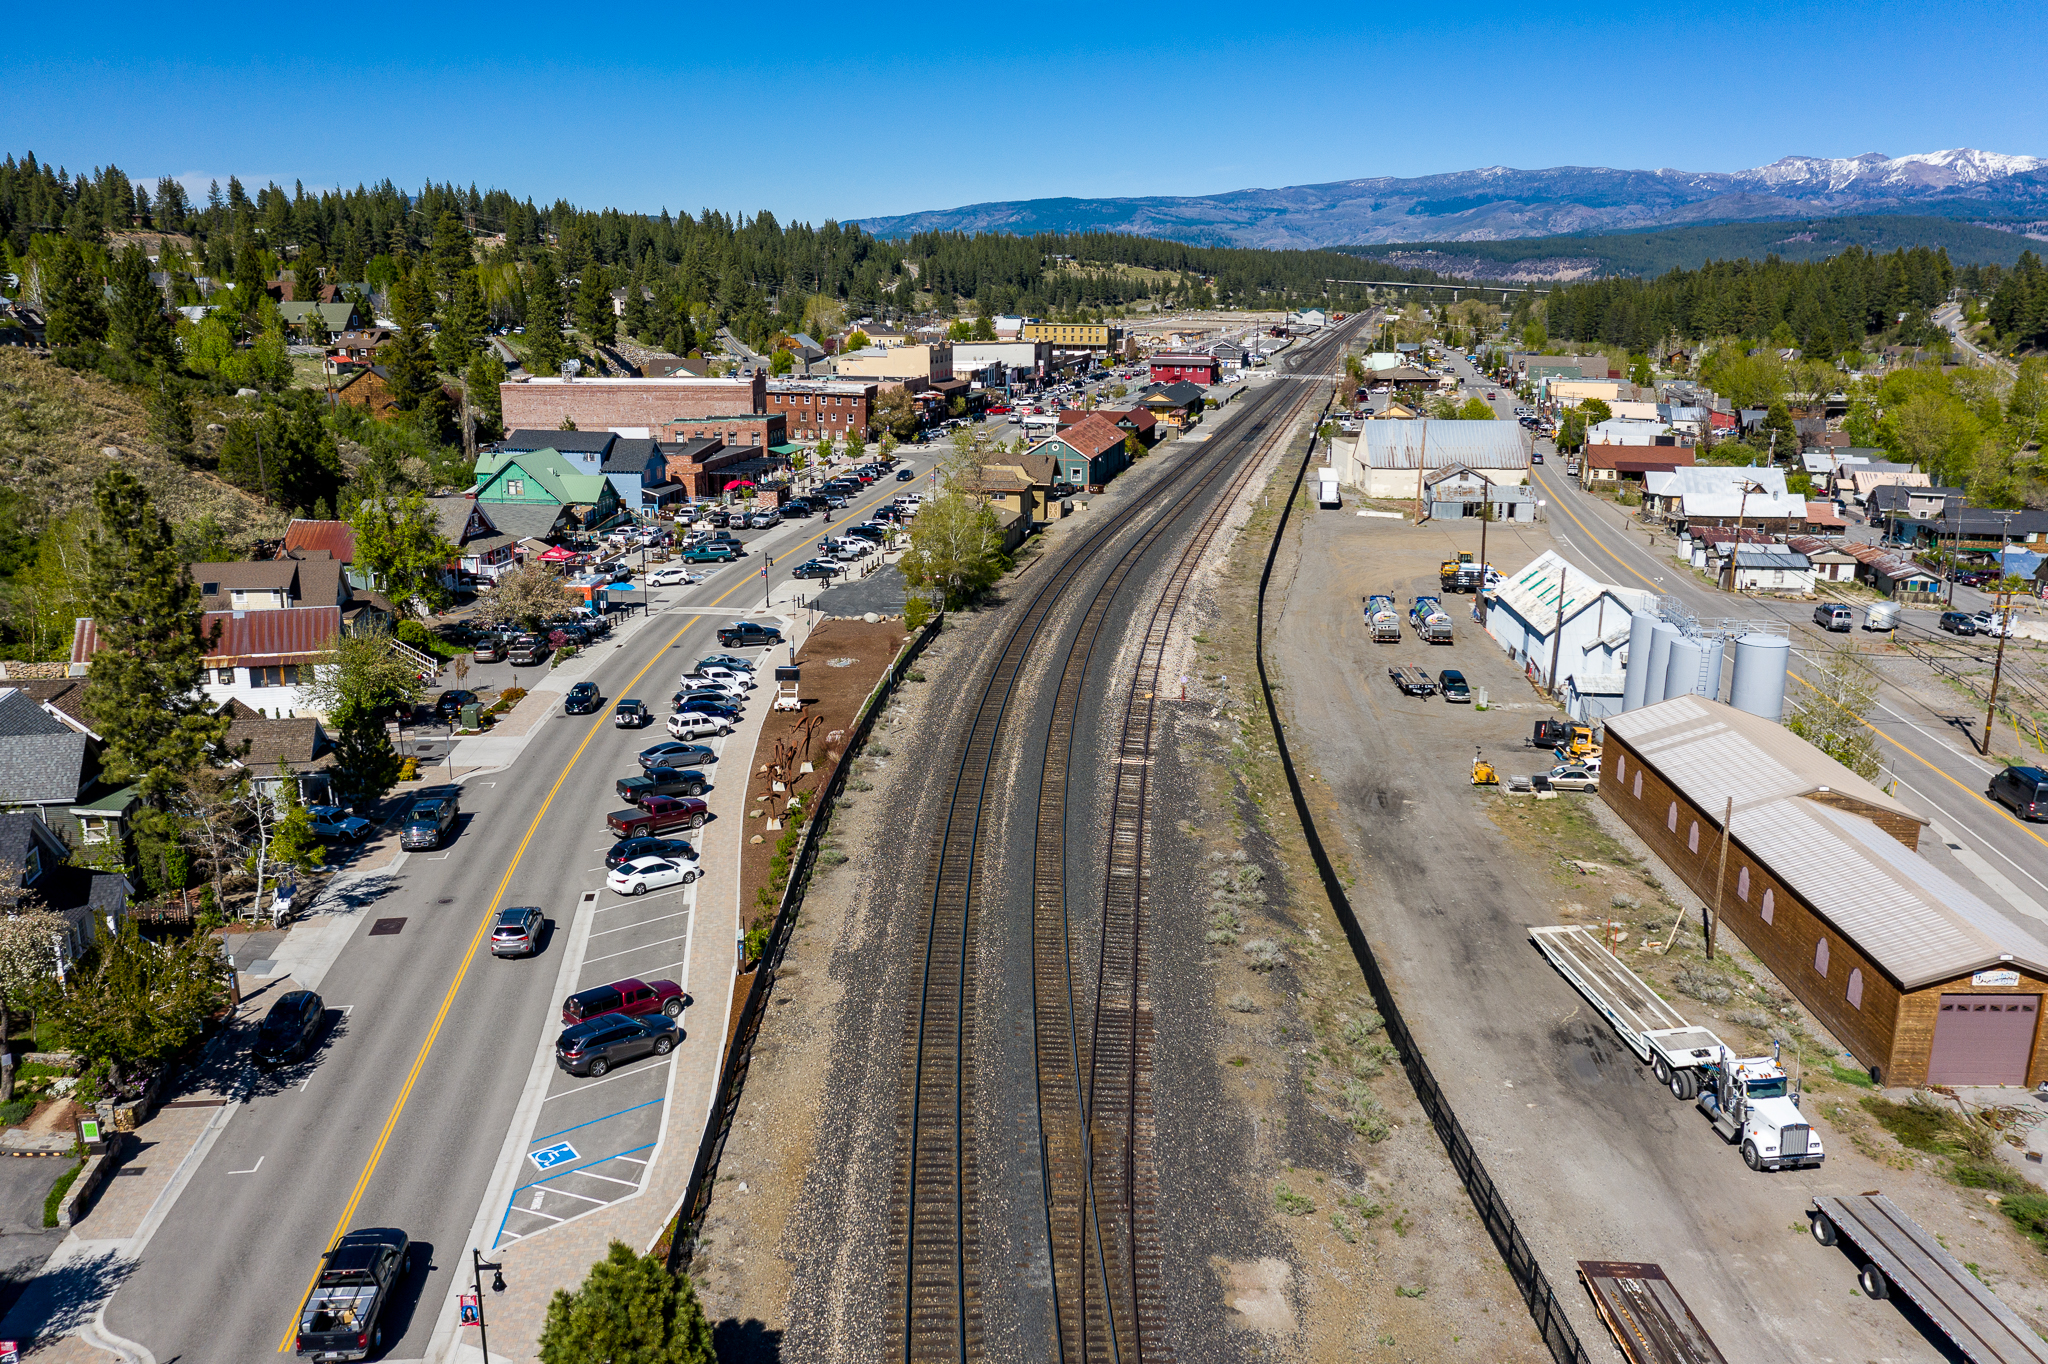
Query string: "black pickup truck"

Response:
xmin=399 ymin=793 xmax=459 ymax=850
xmin=295 ymin=1227 xmax=408 ymax=1360
xmin=616 ymin=767 xmax=708 ymax=803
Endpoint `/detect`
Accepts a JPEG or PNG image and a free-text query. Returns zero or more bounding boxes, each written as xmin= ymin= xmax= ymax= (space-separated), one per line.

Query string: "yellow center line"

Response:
xmin=1530 ymin=467 xmax=2048 ymax=853
xmin=277 ymin=483 xmax=904 ymax=1351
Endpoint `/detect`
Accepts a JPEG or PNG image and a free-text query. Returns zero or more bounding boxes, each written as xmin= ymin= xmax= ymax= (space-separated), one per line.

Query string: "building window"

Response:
xmin=1814 ymin=938 xmax=1829 ymax=978
xmin=506 ymin=479 xmax=525 ymax=497
xmin=1760 ymin=889 xmax=1774 ymax=924
xmin=1847 ymin=968 xmax=1863 ymax=1009
xmin=1688 ymin=821 xmax=1700 ymax=853
xmin=23 ymin=848 xmax=40 ymax=883
xmin=1737 ymin=867 xmax=1749 ymax=901
xmin=1666 ymin=802 xmax=1678 ymax=832
xmin=217 ymin=668 xmax=235 ymax=685
xmin=1633 ymin=771 xmax=1643 ymax=799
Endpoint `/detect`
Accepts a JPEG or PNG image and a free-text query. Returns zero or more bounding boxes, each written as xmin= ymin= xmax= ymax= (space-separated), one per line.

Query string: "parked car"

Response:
xmin=674 ymin=695 xmax=741 ymax=721
xmin=606 ymin=793 xmax=710 ymax=839
xmin=471 ymin=634 xmax=506 ymax=663
xmin=1813 ymin=604 xmax=1853 ymax=632
xmin=307 ymin=805 xmax=372 ymax=843
xmin=398 ymin=794 xmax=459 ymax=850
xmin=699 ymin=653 xmax=755 ymax=674
xmin=433 ymin=689 xmax=479 ymax=722
xmin=747 ymin=510 xmax=782 ymax=529
xmin=693 ymin=663 xmax=752 ymax=689
xmin=638 ymin=740 xmax=715 ymax=769
xmin=682 ymin=543 xmax=741 ymax=563
xmin=677 ymin=672 xmax=746 ymax=701
xmin=1988 ymin=765 xmax=2048 ymax=821
xmin=561 ymin=976 xmax=687 ymax=1026
xmin=617 ymin=767 xmax=708 ymax=802
xmin=1542 ymin=764 xmax=1600 ymax=792
xmin=666 ymin=712 xmax=730 ymax=740
xmin=718 ymin=621 xmax=783 ymax=648
xmin=490 ymin=906 xmax=544 ymax=957
xmin=648 ymin=566 xmax=700 ymax=587
xmin=554 ymin=1013 xmax=680 ymax=1077
xmin=792 ymin=559 xmax=840 ymax=580
xmin=508 ymin=634 xmax=551 ymax=666
xmin=565 ymin=682 xmax=602 ymax=714
xmin=606 ymin=855 xmax=701 ymax=896
xmin=253 ymin=989 xmax=326 ymax=1065
xmin=614 ymin=698 xmax=654 ymax=728
xmin=1438 ymin=669 xmax=1471 ymax=702
xmin=605 ymin=836 xmax=698 ymax=871
xmin=1939 ymin=610 xmax=1978 ymax=636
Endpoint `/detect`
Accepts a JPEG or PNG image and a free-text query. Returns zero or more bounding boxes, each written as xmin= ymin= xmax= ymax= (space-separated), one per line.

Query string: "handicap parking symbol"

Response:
xmin=530 ymin=1141 xmax=579 ymax=1171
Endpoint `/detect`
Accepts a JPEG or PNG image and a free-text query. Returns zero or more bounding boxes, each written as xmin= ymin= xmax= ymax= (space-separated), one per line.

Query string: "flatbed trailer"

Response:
xmin=1528 ymin=925 xmax=1723 ymax=1076
xmin=1577 ymin=1261 xmax=1728 ymax=1364
xmin=1387 ymin=665 xmax=1436 ymax=696
xmin=1810 ymin=1194 xmax=2048 ymax=1364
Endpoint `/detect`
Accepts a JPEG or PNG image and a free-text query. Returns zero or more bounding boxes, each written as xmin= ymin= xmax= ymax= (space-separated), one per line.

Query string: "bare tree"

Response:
xmin=0 ymin=867 xmax=71 ymax=1100
xmin=476 ymin=563 xmax=579 ymax=631
xmin=1786 ymin=641 xmax=1883 ymax=781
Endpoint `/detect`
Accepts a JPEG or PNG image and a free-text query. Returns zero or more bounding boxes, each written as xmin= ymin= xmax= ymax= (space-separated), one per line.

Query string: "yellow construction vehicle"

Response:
xmin=1472 ymin=747 xmax=1500 ymax=786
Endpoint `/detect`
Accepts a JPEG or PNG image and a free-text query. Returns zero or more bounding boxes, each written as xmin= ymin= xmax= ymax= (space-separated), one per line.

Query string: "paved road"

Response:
xmin=98 ymin=453 xmax=939 ymax=1363
xmin=1934 ymin=301 xmax=2016 ymax=377
xmin=1440 ymin=355 xmax=2048 ymax=944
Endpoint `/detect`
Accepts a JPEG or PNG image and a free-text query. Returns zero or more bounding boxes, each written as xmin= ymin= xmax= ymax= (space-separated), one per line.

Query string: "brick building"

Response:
xmin=499 ymin=375 xmax=765 ymax=436
xmin=1148 ymin=352 xmax=1222 ymax=385
xmin=1603 ymin=696 xmax=2048 ymax=1087
xmin=766 ymin=380 xmax=877 ymax=442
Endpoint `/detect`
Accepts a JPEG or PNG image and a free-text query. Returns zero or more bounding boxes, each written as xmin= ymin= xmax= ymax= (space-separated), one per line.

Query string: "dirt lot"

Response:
xmin=1265 ymin=496 xmax=2048 ymax=1360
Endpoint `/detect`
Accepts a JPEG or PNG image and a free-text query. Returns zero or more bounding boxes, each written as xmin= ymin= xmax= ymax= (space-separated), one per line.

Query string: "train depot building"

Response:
xmin=1602 ymin=696 xmax=2048 ymax=1087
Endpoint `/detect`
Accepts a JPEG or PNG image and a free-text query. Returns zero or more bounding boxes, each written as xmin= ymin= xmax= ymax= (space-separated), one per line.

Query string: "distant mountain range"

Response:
xmin=855 ymin=149 xmax=2048 ymax=253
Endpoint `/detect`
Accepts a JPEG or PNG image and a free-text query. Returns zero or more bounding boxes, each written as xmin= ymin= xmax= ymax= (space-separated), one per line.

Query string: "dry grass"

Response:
xmin=0 ymin=350 xmax=288 ymax=541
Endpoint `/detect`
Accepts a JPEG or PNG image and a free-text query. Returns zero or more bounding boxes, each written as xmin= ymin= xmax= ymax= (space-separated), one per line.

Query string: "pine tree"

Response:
xmin=430 ymin=210 xmax=471 ymax=296
xmin=575 ymin=265 xmax=616 ymax=347
xmin=40 ymin=237 xmax=107 ymax=350
xmin=537 ymin=1241 xmax=714 ymax=1364
xmin=436 ymin=269 xmax=488 ymax=372
xmin=149 ymin=368 xmax=193 ymax=463
xmin=465 ymin=350 xmax=507 ymax=439
xmin=106 ymin=243 xmax=174 ymax=367
xmin=621 ymin=269 xmax=650 ymax=340
xmin=81 ymin=467 xmax=232 ymax=807
xmin=525 ymin=252 xmax=568 ymax=376
xmin=384 ymin=263 xmax=439 ymax=411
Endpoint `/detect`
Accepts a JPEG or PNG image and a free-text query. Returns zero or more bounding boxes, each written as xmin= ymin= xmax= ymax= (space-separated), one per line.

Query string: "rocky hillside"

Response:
xmin=0 ymin=351 xmax=287 ymax=540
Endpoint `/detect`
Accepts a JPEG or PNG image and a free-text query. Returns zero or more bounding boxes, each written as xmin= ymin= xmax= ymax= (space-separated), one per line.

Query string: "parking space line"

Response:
xmin=519 ymin=1206 xmax=567 ymax=1223
xmin=542 ymin=1056 xmax=674 ymax=1102
xmin=529 ymin=1096 xmax=665 ymax=1146
xmin=510 ymin=1142 xmax=658 ymax=1195
xmin=582 ymin=933 xmax=690 ymax=967
xmin=568 ymin=1170 xmax=642 ymax=1189
xmin=614 ymin=1154 xmax=649 ymax=1166
xmin=540 ymin=1187 xmax=610 ymax=1208
xmin=589 ymin=909 xmax=693 ymax=938
xmin=592 ymin=886 xmax=697 ymax=911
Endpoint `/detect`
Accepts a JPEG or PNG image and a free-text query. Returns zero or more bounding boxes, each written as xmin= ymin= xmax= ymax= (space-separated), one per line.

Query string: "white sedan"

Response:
xmin=606 ymin=856 xmax=701 ymax=896
xmin=648 ymin=566 xmax=701 ymax=587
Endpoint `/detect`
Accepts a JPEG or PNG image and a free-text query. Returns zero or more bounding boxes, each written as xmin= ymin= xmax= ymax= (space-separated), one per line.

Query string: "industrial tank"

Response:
xmin=1643 ymin=621 xmax=1681 ymax=703
xmin=1697 ymin=637 xmax=1726 ymax=701
xmin=1622 ymin=611 xmax=1660 ymax=712
xmin=1664 ymin=639 xmax=1704 ymax=701
xmin=1729 ymin=634 xmax=1791 ymax=721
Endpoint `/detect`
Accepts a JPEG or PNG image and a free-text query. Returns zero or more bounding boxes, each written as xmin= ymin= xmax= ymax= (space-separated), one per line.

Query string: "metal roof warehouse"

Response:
xmin=1602 ymin=695 xmax=2048 ymax=1087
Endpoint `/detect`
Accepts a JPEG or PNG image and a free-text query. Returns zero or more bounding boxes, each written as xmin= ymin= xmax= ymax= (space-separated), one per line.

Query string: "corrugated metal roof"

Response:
xmin=1609 ymin=695 xmax=1921 ymax=824
xmin=1355 ymin=422 xmax=1532 ymax=470
xmin=1493 ymin=550 xmax=1656 ymax=630
xmin=283 ymin=520 xmax=357 ymax=561
xmin=71 ymin=608 xmax=341 ymax=666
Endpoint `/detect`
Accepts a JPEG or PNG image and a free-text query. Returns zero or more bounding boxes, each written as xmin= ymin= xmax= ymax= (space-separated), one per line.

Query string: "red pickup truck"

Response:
xmin=605 ymin=794 xmax=709 ymax=839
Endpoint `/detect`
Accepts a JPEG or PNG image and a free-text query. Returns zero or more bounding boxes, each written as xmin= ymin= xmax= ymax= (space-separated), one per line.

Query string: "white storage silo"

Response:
xmin=1664 ymin=639 xmax=1704 ymax=701
xmin=1729 ymin=634 xmax=1791 ymax=721
xmin=1622 ymin=611 xmax=1660 ymax=712
xmin=1643 ymin=621 xmax=1681 ymax=703
xmin=1697 ymin=637 xmax=1726 ymax=701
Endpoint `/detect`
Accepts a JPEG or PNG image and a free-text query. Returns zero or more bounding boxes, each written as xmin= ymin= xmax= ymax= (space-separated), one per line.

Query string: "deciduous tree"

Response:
xmin=477 ymin=563 xmax=577 ymax=631
xmin=36 ymin=921 xmax=232 ymax=1093
xmin=901 ymin=491 xmax=1005 ymax=608
xmin=348 ymin=487 xmax=456 ymax=614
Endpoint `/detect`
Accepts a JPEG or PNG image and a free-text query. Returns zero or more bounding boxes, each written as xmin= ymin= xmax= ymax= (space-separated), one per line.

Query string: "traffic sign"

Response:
xmin=529 ymin=1141 xmax=579 ymax=1171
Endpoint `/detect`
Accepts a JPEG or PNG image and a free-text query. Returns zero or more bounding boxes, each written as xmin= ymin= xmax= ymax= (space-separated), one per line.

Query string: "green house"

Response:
xmin=471 ymin=446 xmax=622 ymax=530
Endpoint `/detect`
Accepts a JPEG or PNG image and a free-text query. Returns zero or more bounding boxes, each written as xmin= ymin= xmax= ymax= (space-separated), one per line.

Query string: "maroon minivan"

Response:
xmin=560 ymin=976 xmax=686 ymax=1027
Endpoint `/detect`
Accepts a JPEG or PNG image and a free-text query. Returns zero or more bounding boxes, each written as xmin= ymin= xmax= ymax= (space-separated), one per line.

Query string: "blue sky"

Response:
xmin=7 ymin=0 xmax=2040 ymax=226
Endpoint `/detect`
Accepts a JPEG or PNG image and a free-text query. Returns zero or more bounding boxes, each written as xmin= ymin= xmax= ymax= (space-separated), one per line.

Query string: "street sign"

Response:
xmin=460 ymin=1294 xmax=481 ymax=1324
xmin=529 ymin=1141 xmax=579 ymax=1171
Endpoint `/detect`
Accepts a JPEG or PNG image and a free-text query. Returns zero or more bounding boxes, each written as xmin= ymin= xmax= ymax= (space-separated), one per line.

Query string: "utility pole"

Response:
xmin=1719 ymin=479 xmax=1768 ymax=593
xmin=1548 ymin=562 xmax=1568 ymax=693
xmin=1476 ymin=475 xmax=1493 ymax=626
xmin=1708 ymin=797 xmax=1733 ymax=960
xmin=1981 ymin=576 xmax=2018 ymax=757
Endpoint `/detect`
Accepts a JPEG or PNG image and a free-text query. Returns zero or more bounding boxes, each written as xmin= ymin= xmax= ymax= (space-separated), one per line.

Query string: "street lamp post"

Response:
xmin=469 ymin=1249 xmax=505 ymax=1363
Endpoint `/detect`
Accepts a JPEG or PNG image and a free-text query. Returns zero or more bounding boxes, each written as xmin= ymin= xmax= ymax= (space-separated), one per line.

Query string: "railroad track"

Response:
xmin=894 ymin=327 xmax=1351 ymax=1362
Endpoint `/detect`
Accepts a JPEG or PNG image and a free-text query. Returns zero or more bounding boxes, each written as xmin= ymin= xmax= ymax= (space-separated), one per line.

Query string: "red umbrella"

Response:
xmin=538 ymin=545 xmax=576 ymax=563
xmin=728 ymin=480 xmax=758 ymax=489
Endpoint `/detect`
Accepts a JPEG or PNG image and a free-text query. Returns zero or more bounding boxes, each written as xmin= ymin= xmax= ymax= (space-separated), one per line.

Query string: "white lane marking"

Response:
xmin=592 ymin=884 xmax=697 ymax=911
xmin=568 ymin=1170 xmax=641 ymax=1189
xmin=541 ymin=1186 xmax=609 ymax=1208
xmin=541 ymin=1056 xmax=675 ymax=1103
xmin=613 ymin=1154 xmax=649 ymax=1166
xmin=521 ymin=1206 xmax=565 ymax=1224
xmin=582 ymin=933 xmax=691 ymax=967
xmin=589 ymin=909 xmax=694 ymax=939
xmin=230 ymin=1157 xmax=263 ymax=1175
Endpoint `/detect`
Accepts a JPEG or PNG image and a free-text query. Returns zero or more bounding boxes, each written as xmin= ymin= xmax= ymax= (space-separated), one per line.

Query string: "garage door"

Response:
xmin=1928 ymin=995 xmax=2040 ymax=1085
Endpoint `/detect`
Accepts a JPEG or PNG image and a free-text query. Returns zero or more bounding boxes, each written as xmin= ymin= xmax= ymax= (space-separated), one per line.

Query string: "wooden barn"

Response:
xmin=1602 ymin=696 xmax=2048 ymax=1087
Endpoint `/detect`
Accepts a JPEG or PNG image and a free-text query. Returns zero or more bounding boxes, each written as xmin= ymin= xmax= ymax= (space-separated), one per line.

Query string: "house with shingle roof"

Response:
xmin=0 ymin=812 xmax=131 ymax=952
xmin=469 ymin=445 xmax=623 ymax=532
xmin=218 ymin=699 xmax=337 ymax=804
xmin=1029 ymin=415 xmax=1131 ymax=489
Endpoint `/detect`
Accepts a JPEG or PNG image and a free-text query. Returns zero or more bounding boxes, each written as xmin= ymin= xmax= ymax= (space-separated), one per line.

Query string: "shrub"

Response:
xmin=1243 ymin=938 xmax=1284 ymax=972
xmin=44 ymin=1154 xmax=83 ymax=1227
xmin=1998 ymin=1192 xmax=2048 ymax=1251
xmin=904 ymin=597 xmax=935 ymax=630
xmin=1226 ymin=993 xmax=1258 ymax=1013
xmin=1274 ymin=1184 xmax=1315 ymax=1216
xmin=555 ymin=644 xmax=579 ymax=663
xmin=396 ymin=619 xmax=434 ymax=651
xmin=396 ymin=756 xmax=419 ymax=782
xmin=1340 ymin=1013 xmax=1385 ymax=1047
xmin=0 ymin=1098 xmax=33 ymax=1125
xmin=1675 ymin=962 xmax=1735 ymax=1006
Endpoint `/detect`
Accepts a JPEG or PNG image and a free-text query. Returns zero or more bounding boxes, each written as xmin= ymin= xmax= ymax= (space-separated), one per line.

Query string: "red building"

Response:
xmin=1148 ymin=352 xmax=1221 ymax=385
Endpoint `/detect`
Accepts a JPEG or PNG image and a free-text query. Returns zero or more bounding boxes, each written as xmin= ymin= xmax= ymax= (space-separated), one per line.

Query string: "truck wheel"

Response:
xmin=690 ymin=816 xmax=706 ymax=829
xmin=1652 ymin=1056 xmax=1673 ymax=1087
xmin=1811 ymin=1213 xmax=1838 ymax=1247
xmin=1668 ymin=1069 xmax=1688 ymax=1100
xmin=664 ymin=998 xmax=684 ymax=1017
xmin=1858 ymin=1264 xmax=1888 ymax=1300
xmin=1742 ymin=1140 xmax=1762 ymax=1171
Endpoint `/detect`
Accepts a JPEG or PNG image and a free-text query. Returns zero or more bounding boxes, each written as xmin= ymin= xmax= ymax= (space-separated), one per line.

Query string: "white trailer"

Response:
xmin=1314 ymin=471 xmax=1341 ymax=507
xmin=1529 ymin=925 xmax=1824 ymax=1172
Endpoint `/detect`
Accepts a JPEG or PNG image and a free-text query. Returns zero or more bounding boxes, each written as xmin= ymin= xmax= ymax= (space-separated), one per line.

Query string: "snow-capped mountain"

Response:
xmin=854 ymin=149 xmax=2048 ymax=249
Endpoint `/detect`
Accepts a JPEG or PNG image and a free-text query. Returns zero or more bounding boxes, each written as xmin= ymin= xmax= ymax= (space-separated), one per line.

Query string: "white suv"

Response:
xmin=667 ymin=712 xmax=731 ymax=739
